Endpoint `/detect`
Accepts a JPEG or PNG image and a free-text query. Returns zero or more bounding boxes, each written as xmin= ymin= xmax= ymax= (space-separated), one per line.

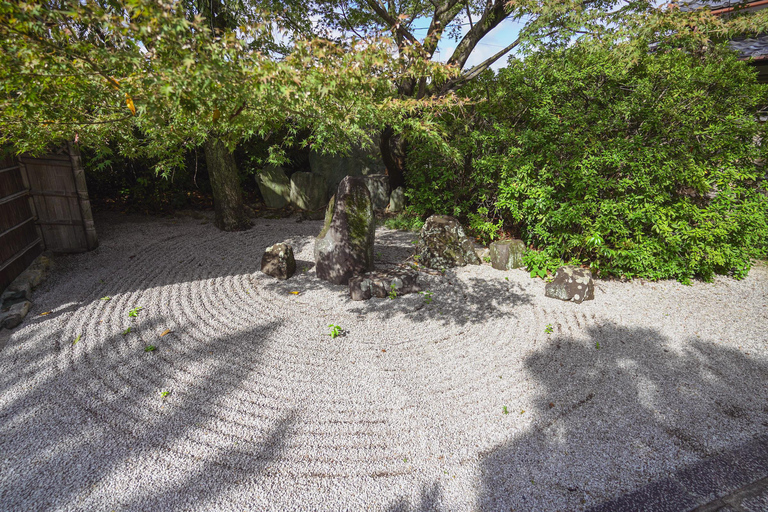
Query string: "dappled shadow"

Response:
xmin=0 ymin=312 xmax=295 ymax=509
xmin=478 ymin=324 xmax=768 ymax=510
xmin=386 ymin=481 xmax=445 ymax=512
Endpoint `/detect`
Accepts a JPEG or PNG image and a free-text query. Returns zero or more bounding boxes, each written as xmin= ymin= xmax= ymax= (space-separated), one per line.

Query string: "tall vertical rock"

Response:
xmin=315 ymin=177 xmax=375 ymax=285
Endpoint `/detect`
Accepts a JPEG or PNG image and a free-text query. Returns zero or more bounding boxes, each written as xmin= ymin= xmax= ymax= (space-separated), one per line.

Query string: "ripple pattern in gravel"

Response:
xmin=1 ymin=212 xmax=767 ymax=511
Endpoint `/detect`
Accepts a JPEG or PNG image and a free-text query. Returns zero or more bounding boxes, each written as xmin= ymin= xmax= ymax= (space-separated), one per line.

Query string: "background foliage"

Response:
xmin=407 ymin=27 xmax=768 ymax=282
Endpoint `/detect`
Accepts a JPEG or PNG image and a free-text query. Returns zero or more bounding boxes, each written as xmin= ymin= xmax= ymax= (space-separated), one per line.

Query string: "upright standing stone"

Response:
xmin=362 ymin=174 xmax=391 ymax=211
xmin=289 ymin=172 xmax=328 ymax=211
xmin=261 ymin=243 xmax=296 ymax=280
xmin=388 ymin=187 xmax=405 ymax=212
xmin=490 ymin=240 xmax=526 ymax=270
xmin=544 ymin=266 xmax=594 ymax=303
xmin=417 ymin=215 xmax=481 ymax=269
xmin=315 ymin=177 xmax=375 ymax=285
xmin=256 ymin=165 xmax=291 ymax=208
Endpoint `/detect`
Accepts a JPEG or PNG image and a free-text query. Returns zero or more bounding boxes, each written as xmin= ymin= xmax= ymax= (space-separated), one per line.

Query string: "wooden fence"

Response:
xmin=0 ymin=144 xmax=97 ymax=292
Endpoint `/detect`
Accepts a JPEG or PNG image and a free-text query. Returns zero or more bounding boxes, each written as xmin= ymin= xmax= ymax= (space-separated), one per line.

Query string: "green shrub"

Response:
xmin=407 ymin=37 xmax=768 ymax=282
xmin=383 ymin=211 xmax=425 ymax=232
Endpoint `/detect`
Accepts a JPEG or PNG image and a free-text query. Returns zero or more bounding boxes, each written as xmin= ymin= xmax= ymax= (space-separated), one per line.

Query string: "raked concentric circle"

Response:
xmin=2 ymin=212 xmax=768 ymax=511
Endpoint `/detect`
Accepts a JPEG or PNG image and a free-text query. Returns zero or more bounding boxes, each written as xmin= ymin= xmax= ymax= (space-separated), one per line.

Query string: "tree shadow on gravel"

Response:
xmin=0 ymin=315 xmax=297 ymax=510
xmin=385 ymin=481 xmax=444 ymax=511
xmin=478 ymin=324 xmax=768 ymax=511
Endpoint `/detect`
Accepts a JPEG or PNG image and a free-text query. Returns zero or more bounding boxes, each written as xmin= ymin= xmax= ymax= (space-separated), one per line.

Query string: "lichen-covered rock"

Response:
xmin=261 ymin=243 xmax=296 ymax=280
xmin=1 ymin=300 xmax=32 ymax=329
xmin=315 ymin=177 xmax=375 ymax=285
xmin=388 ymin=186 xmax=405 ymax=212
xmin=289 ymin=172 xmax=328 ymax=211
xmin=256 ymin=165 xmax=291 ymax=208
xmin=490 ymin=239 xmax=526 ymax=270
xmin=362 ymin=174 xmax=390 ymax=211
xmin=417 ymin=215 xmax=481 ymax=269
xmin=349 ymin=271 xmax=420 ymax=301
xmin=318 ymin=194 xmax=335 ymax=240
xmin=544 ymin=266 xmax=594 ymax=303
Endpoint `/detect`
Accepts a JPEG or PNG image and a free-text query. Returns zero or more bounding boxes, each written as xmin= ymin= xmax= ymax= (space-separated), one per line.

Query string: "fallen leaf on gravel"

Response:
xmin=159 ymin=329 xmax=172 ymax=337
xmin=290 ymin=291 xmax=300 ymax=295
xmin=39 ymin=311 xmax=51 ymax=316
xmin=72 ymin=335 xmax=81 ymax=345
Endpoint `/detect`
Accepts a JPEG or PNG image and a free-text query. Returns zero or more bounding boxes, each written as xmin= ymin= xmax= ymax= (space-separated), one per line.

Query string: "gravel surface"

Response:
xmin=1 ymin=211 xmax=767 ymax=511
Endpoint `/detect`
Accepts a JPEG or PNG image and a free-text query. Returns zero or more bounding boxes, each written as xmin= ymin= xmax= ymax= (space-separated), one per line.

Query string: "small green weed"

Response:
xmin=419 ymin=290 xmax=433 ymax=304
xmin=160 ymin=390 xmax=170 ymax=398
xmin=328 ymin=324 xmax=342 ymax=339
xmin=72 ymin=335 xmax=81 ymax=345
xmin=100 ymin=296 xmax=111 ymax=301
xmin=502 ymin=406 xmax=509 ymax=415
xmin=545 ymin=324 xmax=553 ymax=334
xmin=388 ymin=283 xmax=397 ymax=300
xmin=483 ymin=256 xmax=491 ymax=263
xmin=128 ymin=306 xmax=143 ymax=318
xmin=596 ymin=341 xmax=600 ymax=350
xmin=504 ymin=276 xmax=509 ymax=281
xmin=144 ymin=345 xmax=157 ymax=352
xmin=122 ymin=327 xmax=131 ymax=335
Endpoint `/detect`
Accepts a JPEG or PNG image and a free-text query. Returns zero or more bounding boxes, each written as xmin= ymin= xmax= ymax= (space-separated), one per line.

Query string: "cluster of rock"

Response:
xmin=256 ymin=144 xmax=404 ymax=214
xmin=259 ymin=180 xmax=595 ymax=303
xmin=1 ymin=255 xmax=51 ymax=329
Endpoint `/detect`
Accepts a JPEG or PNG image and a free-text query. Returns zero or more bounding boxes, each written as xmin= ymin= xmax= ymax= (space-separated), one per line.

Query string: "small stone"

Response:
xmin=1 ymin=281 xmax=31 ymax=304
xmin=490 ymin=239 xmax=526 ymax=270
xmin=261 ymin=243 xmax=296 ymax=280
xmin=544 ymin=266 xmax=595 ymax=303
xmin=1 ymin=300 xmax=32 ymax=329
xmin=417 ymin=215 xmax=481 ymax=269
xmin=349 ymin=271 xmax=420 ymax=301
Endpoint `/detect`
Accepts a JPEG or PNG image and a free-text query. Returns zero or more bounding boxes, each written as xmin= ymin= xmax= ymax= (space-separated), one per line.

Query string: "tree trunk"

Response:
xmin=380 ymin=126 xmax=407 ymax=191
xmin=203 ymin=136 xmax=252 ymax=231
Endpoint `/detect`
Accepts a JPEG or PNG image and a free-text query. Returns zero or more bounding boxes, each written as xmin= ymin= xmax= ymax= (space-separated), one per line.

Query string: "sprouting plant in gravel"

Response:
xmin=72 ymin=335 xmax=81 ymax=345
xmin=328 ymin=324 xmax=342 ymax=339
xmin=545 ymin=324 xmax=553 ymax=334
xmin=403 ymin=457 xmax=408 ymax=462
xmin=502 ymin=406 xmax=509 ymax=415
xmin=100 ymin=296 xmax=111 ymax=301
xmin=504 ymin=277 xmax=509 ymax=281
xmin=376 ymin=251 xmax=383 ymax=260
xmin=144 ymin=345 xmax=157 ymax=352
xmin=128 ymin=306 xmax=143 ymax=317
xmin=160 ymin=390 xmax=170 ymax=398
xmin=483 ymin=256 xmax=491 ymax=263
xmin=418 ymin=291 xmax=433 ymax=304
xmin=122 ymin=327 xmax=131 ymax=335
xmin=596 ymin=341 xmax=601 ymax=350
xmin=388 ymin=283 xmax=398 ymax=300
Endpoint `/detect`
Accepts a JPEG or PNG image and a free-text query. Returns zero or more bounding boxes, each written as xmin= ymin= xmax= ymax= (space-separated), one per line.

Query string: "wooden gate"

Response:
xmin=0 ymin=143 xmax=98 ymax=292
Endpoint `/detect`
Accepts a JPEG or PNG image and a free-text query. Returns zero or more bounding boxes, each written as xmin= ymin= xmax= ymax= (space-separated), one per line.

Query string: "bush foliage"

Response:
xmin=407 ymin=37 xmax=768 ymax=282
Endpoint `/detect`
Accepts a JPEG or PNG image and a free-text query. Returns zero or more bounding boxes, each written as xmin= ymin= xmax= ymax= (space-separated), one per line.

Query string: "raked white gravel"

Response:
xmin=1 ymin=211 xmax=767 ymax=511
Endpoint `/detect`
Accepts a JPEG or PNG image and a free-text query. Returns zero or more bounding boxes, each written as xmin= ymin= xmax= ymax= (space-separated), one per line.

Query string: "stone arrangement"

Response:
xmin=349 ymin=270 xmax=420 ymax=301
xmin=315 ymin=177 xmax=375 ymax=285
xmin=289 ymin=172 xmax=328 ymax=211
xmin=261 ymin=243 xmax=296 ymax=280
xmin=544 ymin=266 xmax=595 ymax=303
xmin=417 ymin=215 xmax=481 ymax=269
xmin=388 ymin=187 xmax=405 ymax=212
xmin=490 ymin=239 xmax=526 ymax=270
xmin=255 ymin=165 xmax=291 ymax=208
xmin=0 ymin=255 xmax=50 ymax=329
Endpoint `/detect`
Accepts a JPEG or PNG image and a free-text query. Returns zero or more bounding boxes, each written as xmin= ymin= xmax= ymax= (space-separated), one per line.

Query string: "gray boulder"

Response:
xmin=349 ymin=271 xmax=420 ymax=301
xmin=309 ymin=137 xmax=386 ymax=198
xmin=388 ymin=187 xmax=405 ymax=212
xmin=315 ymin=177 xmax=375 ymax=285
xmin=417 ymin=215 xmax=481 ymax=269
xmin=256 ymin=165 xmax=291 ymax=208
xmin=544 ymin=266 xmax=594 ymax=303
xmin=289 ymin=172 xmax=328 ymax=211
xmin=1 ymin=300 xmax=32 ymax=329
xmin=261 ymin=243 xmax=296 ymax=280
xmin=362 ymin=174 xmax=390 ymax=211
xmin=490 ymin=239 xmax=526 ymax=270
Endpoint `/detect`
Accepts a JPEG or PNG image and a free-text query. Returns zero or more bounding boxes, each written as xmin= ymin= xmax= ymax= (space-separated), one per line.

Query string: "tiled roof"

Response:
xmin=729 ymin=34 xmax=768 ymax=58
xmin=677 ymin=1 xmax=756 ymax=11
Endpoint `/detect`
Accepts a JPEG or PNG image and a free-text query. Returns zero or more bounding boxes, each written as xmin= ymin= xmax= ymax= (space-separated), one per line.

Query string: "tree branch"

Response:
xmin=363 ymin=0 xmax=419 ymax=46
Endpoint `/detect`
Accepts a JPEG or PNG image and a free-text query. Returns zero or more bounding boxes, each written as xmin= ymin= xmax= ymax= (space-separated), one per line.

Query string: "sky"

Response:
xmin=410 ymin=16 xmax=528 ymax=71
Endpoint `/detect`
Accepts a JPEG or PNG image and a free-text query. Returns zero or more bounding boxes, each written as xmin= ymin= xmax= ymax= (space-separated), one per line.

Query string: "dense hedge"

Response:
xmin=407 ymin=39 xmax=768 ymax=282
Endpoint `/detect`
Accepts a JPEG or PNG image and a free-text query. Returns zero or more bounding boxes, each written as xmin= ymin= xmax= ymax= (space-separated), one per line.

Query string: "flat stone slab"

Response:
xmin=544 ymin=266 xmax=594 ymax=303
xmin=349 ymin=271 xmax=420 ymax=301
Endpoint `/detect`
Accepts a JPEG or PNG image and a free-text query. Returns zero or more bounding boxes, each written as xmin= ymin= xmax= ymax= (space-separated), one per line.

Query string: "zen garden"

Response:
xmin=2 ymin=0 xmax=768 ymax=510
